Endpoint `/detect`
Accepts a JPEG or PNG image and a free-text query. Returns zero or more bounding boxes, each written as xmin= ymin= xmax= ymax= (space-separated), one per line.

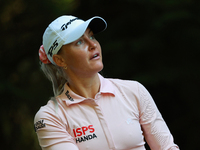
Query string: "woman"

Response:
xmin=34 ymin=15 xmax=179 ymax=150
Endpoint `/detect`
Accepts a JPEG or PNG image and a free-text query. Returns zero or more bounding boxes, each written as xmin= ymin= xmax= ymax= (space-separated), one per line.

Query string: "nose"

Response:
xmin=88 ymin=38 xmax=97 ymax=51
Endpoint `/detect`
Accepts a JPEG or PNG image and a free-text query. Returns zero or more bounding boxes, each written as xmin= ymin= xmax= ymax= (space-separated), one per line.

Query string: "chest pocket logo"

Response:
xmin=73 ymin=125 xmax=97 ymax=143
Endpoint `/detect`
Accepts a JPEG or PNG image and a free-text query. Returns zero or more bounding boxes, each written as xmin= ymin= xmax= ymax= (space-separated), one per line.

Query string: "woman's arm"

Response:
xmin=34 ymin=102 xmax=79 ymax=150
xmin=137 ymin=82 xmax=179 ymax=150
xmin=43 ymin=142 xmax=79 ymax=150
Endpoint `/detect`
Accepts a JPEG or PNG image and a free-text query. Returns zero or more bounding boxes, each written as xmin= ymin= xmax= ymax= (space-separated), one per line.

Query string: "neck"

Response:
xmin=66 ymin=73 xmax=100 ymax=99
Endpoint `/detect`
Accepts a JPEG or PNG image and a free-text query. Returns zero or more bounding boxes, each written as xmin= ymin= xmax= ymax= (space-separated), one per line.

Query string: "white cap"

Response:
xmin=42 ymin=15 xmax=107 ymax=64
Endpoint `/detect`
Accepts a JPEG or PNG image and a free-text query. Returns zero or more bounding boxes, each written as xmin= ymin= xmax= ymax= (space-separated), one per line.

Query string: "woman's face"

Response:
xmin=59 ymin=28 xmax=103 ymax=78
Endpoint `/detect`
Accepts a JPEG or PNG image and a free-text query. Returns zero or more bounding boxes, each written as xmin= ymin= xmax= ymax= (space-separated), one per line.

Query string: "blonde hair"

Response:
xmin=40 ymin=62 xmax=67 ymax=99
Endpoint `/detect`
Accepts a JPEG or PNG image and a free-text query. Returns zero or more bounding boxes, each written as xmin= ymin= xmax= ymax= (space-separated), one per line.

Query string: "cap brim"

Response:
xmin=88 ymin=17 xmax=107 ymax=34
xmin=63 ymin=16 xmax=107 ymax=45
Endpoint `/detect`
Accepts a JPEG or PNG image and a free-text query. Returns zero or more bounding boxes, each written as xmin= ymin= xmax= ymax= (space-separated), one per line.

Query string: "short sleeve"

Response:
xmin=34 ymin=101 xmax=79 ymax=150
xmin=137 ymin=82 xmax=179 ymax=150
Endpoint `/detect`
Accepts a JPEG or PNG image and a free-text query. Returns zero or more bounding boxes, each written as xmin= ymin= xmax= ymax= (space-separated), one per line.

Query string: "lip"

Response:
xmin=90 ymin=52 xmax=100 ymax=60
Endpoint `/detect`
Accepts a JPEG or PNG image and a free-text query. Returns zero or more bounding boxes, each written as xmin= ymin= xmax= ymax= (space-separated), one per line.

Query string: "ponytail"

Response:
xmin=40 ymin=62 xmax=67 ymax=101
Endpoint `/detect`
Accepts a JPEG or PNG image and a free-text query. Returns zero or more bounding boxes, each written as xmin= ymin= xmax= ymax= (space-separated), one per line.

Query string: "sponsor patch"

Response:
xmin=65 ymin=90 xmax=74 ymax=101
xmin=73 ymin=125 xmax=97 ymax=143
xmin=34 ymin=119 xmax=46 ymax=132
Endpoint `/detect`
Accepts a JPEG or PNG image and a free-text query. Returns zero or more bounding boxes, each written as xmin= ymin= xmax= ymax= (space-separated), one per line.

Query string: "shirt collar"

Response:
xmin=57 ymin=74 xmax=115 ymax=106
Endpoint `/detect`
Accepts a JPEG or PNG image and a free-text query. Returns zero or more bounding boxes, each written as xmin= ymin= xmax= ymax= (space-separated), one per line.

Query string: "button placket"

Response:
xmin=92 ymin=101 xmax=116 ymax=150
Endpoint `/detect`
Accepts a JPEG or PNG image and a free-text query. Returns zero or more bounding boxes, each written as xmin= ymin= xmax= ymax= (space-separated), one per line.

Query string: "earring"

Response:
xmin=64 ymin=66 xmax=67 ymax=70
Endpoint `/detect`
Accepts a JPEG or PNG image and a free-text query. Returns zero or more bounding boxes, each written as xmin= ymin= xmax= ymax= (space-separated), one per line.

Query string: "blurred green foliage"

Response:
xmin=1 ymin=0 xmax=200 ymax=149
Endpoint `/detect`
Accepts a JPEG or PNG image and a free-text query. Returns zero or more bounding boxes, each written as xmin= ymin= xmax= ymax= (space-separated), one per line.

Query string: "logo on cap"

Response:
xmin=48 ymin=40 xmax=58 ymax=57
xmin=61 ymin=17 xmax=79 ymax=31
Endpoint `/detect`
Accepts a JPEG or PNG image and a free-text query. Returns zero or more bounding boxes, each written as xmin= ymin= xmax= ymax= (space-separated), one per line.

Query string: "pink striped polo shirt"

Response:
xmin=34 ymin=74 xmax=179 ymax=150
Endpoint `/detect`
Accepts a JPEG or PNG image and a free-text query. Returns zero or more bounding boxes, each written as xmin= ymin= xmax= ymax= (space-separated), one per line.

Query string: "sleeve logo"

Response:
xmin=34 ymin=119 xmax=46 ymax=132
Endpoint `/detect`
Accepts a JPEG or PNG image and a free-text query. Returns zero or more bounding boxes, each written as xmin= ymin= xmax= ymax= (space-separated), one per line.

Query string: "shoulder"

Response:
xmin=107 ymin=78 xmax=151 ymax=101
xmin=34 ymin=100 xmax=56 ymax=119
xmin=108 ymin=78 xmax=144 ymax=91
xmin=34 ymin=100 xmax=58 ymax=131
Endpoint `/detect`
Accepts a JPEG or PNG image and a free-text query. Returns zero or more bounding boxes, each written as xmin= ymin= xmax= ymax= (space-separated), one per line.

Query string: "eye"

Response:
xmin=76 ymin=40 xmax=82 ymax=45
xmin=89 ymin=35 xmax=95 ymax=40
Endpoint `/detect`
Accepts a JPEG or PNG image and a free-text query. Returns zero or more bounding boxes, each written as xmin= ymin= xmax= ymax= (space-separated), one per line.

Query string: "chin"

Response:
xmin=97 ymin=63 xmax=104 ymax=72
xmin=91 ymin=64 xmax=103 ymax=75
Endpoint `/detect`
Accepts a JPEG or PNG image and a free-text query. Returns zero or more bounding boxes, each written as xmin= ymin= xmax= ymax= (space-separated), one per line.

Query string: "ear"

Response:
xmin=52 ymin=54 xmax=66 ymax=67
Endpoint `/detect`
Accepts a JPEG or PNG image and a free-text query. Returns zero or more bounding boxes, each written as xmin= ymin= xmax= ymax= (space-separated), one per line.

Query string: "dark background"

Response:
xmin=1 ymin=0 xmax=199 ymax=149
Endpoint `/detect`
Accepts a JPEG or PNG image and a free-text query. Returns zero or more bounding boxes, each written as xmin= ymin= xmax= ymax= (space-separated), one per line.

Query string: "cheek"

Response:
xmin=66 ymin=51 xmax=88 ymax=66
